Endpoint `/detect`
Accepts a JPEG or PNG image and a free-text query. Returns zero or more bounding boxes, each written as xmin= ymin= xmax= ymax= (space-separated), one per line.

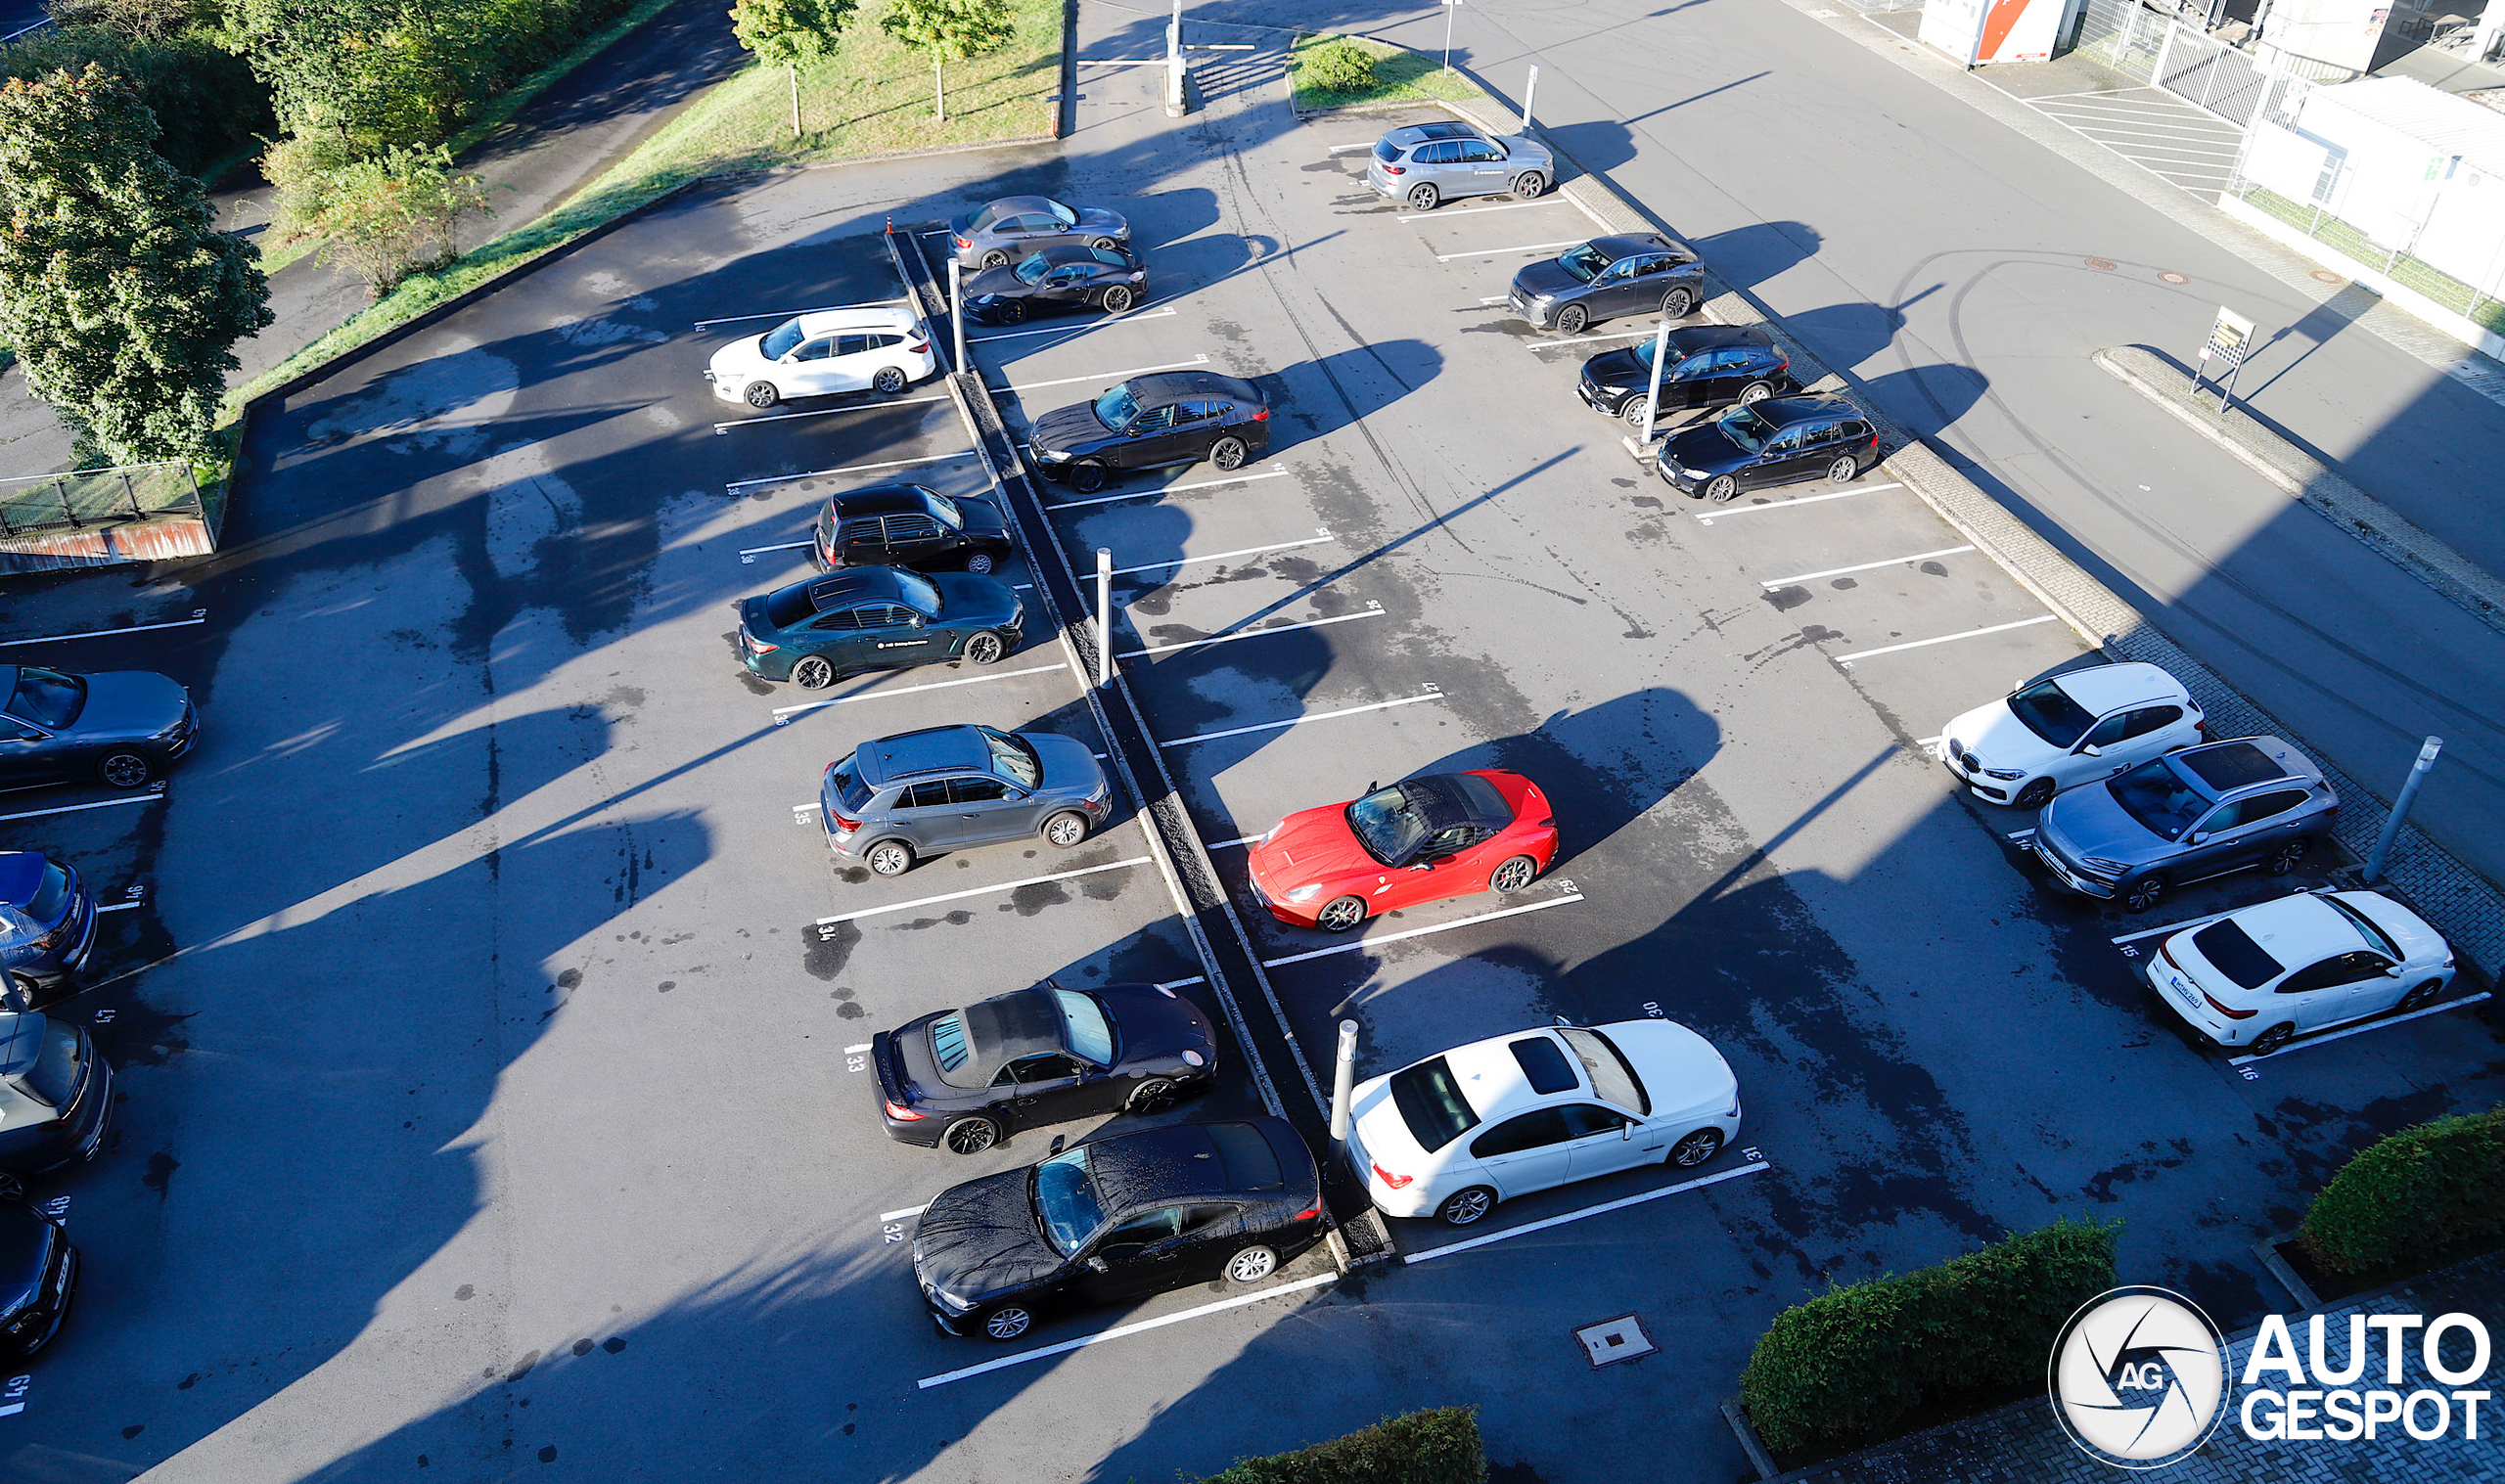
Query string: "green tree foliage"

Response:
xmin=2 ymin=13 xmax=267 ymax=176
xmin=0 ymin=65 xmax=272 ymax=464
xmin=264 ymin=136 xmax=491 ymax=296
xmin=728 ymin=0 xmax=853 ymax=137
xmin=1199 ymin=1408 xmax=1485 ymax=1484
xmin=2300 ymin=1105 xmax=2505 ymax=1276
xmin=46 ymin=0 xmax=212 ymax=43
xmin=878 ymin=0 xmax=1012 ymax=123
xmin=1299 ymin=40 xmax=1377 ymax=96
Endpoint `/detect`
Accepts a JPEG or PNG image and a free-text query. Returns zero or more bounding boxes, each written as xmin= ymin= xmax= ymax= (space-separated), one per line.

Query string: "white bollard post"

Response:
xmin=1640 ymin=319 xmax=1670 ymax=444
xmin=1095 ymin=547 xmax=1114 ymax=687
xmin=1521 ymin=63 xmax=1537 ymax=132
xmin=2364 ymin=737 xmax=2442 ymax=884
xmin=1329 ymin=1019 xmax=1360 ymax=1147
xmin=947 ymin=258 xmax=966 ymax=375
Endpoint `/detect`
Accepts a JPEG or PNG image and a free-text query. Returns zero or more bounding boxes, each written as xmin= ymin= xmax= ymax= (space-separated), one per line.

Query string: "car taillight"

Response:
xmin=832 ymin=813 xmax=861 ymax=833
xmin=1539 ymin=817 xmax=1557 ymax=828
xmin=746 ymin=634 xmax=778 ymax=653
xmin=1383 ymin=164 xmax=1404 ymax=175
xmin=1372 ymin=1163 xmax=1412 ymax=1190
xmin=2203 ymin=990 xmax=2256 ymax=1020
xmin=1249 ymin=406 xmax=1268 ymax=421
xmin=953 ymin=236 xmax=970 ymax=248
xmin=908 ymin=339 xmax=929 ymax=353
xmin=885 ymin=1100 xmax=927 ymax=1121
xmin=1292 ymin=1204 xmax=1319 ymax=1221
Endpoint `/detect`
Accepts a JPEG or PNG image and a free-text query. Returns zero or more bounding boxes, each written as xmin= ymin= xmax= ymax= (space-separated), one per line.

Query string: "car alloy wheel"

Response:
xmin=2251 ymin=1022 xmax=2296 ymax=1057
xmin=2265 ymin=837 xmax=2312 ymax=876
xmin=1316 ymin=895 xmax=1368 ymax=933
xmin=1555 ymin=304 xmax=1589 ymax=336
xmin=97 ymin=749 xmax=154 ymax=789
xmin=980 ymin=249 xmax=1010 ymax=269
xmin=996 ymin=299 xmax=1028 ymax=326
xmin=1438 ymin=1187 xmax=1495 ymax=1226
xmin=1042 ymin=810 xmax=1089 ymax=848
xmin=1704 ymin=474 xmax=1740 ymax=503
xmin=873 ymin=366 xmax=908 ymax=394
xmin=1737 ymin=381 xmax=1772 ymax=405
xmin=1668 ymin=1128 xmax=1724 ymax=1168
xmin=964 ymin=631 xmax=1006 ymax=666
xmin=982 ymin=1305 xmax=1032 ymax=1341
xmin=2123 ymin=874 xmax=2167 ymax=914
xmin=1090 ymin=236 xmax=1119 ymax=251
xmin=1511 ymin=170 xmax=1546 ymax=200
xmin=1070 ymin=461 xmax=1108 ymax=495
xmin=1620 ymin=396 xmax=1654 ymax=427
xmin=964 ymin=551 xmax=996 ymax=575
xmin=1489 ymin=855 xmax=1538 ymax=893
xmin=790 ymin=654 xmax=836 ymax=690
xmin=1662 ymin=287 xmax=1697 ymax=318
xmin=745 ymin=382 xmax=780 ymax=409
xmin=1127 ymin=1077 xmax=1180 ymax=1114
xmin=1226 ymin=1245 xmax=1279 ymax=1284
xmin=2015 ymin=778 xmax=2056 ymax=811
xmin=867 ymin=840 xmax=915 ymax=877
xmin=1101 ymin=285 xmax=1133 ymax=314
xmin=1408 ymin=182 xmax=1439 ymax=211
xmin=1826 ymin=455 xmax=1860 ymax=484
xmin=2397 ymin=979 xmax=2442 ymax=1013
xmin=1209 ymin=435 xmax=1248 ymax=472
xmin=945 ymin=1116 xmax=999 ymax=1154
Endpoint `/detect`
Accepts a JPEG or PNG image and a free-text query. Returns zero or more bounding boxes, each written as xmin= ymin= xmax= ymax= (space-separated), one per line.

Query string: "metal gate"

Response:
xmin=2157 ymin=24 xmax=2271 ymax=126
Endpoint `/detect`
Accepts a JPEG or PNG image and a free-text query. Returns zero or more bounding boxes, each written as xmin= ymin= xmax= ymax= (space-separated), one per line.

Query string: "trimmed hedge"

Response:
xmin=1741 ymin=1218 xmax=2119 ymax=1459
xmin=1298 ymin=40 xmax=1378 ymax=96
xmin=1200 ymin=1408 xmax=1484 ymax=1484
xmin=2300 ymin=1105 xmax=2505 ymax=1277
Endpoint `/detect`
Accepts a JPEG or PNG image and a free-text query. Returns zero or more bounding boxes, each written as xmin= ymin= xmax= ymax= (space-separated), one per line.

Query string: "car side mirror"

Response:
xmin=1085 ymin=1256 xmax=1110 ymax=1274
xmin=2188 ymin=832 xmax=2209 ymax=845
xmin=2078 ymin=743 xmax=2103 ymax=757
xmin=1049 ymin=1134 xmax=1067 ymax=1155
xmin=909 ymin=615 xmax=926 ymax=628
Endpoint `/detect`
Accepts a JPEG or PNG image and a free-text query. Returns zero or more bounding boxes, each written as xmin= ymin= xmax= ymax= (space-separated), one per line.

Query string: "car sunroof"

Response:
xmin=1509 ymin=1036 xmax=1578 ymax=1096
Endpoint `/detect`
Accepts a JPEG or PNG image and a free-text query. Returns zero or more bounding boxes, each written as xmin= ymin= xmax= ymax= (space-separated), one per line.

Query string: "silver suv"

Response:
xmin=821 ymin=725 xmax=1112 ymax=877
xmin=2019 ymin=736 xmax=2339 ymax=914
xmin=1367 ymin=121 xmax=1554 ymax=211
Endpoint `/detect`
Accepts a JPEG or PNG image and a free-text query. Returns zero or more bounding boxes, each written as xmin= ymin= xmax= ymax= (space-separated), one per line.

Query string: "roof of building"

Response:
xmin=2307 ymin=76 xmax=2505 ymax=177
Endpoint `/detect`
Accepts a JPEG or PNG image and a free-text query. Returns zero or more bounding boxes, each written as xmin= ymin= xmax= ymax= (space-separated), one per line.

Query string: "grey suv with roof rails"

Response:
xmin=1366 ymin=120 xmax=1554 ymax=211
xmin=2017 ymin=735 xmax=2340 ymax=914
xmin=1512 ymin=235 xmax=1708 ymax=336
xmin=821 ymin=724 xmax=1112 ymax=877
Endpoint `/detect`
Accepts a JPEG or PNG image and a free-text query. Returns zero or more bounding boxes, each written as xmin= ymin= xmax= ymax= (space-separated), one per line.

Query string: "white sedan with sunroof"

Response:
xmin=2143 ymin=889 xmax=2455 ymax=1056
xmin=1344 ymin=1018 xmax=1740 ymax=1226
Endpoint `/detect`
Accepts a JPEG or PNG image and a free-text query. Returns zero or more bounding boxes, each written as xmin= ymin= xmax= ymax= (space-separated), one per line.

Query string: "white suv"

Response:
xmin=1938 ymin=661 xmax=2205 ymax=810
xmin=706 ymin=306 xmax=934 ymax=409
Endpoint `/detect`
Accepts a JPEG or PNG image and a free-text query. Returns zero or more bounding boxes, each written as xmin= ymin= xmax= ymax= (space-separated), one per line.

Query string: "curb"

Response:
xmin=1722 ymin=1395 xmax=1782 ymax=1481
xmin=2253 ymin=1234 xmax=2324 ymax=1311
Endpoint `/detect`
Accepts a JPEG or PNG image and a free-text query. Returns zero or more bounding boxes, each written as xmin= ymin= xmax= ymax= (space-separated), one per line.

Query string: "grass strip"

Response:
xmin=1289 ymin=32 xmax=1477 ymax=112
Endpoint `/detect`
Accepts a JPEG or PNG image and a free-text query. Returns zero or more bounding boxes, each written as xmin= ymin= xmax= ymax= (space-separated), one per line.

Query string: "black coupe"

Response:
xmin=810 ymin=483 xmax=1013 ymax=576
xmin=962 ymin=246 xmax=1148 ymax=325
xmin=912 ymin=1116 xmax=1323 ymax=1340
xmin=1027 ymin=372 xmax=1269 ymax=494
xmin=1 ymin=664 xmax=197 ymax=792
xmin=871 ymin=981 xmax=1217 ymax=1152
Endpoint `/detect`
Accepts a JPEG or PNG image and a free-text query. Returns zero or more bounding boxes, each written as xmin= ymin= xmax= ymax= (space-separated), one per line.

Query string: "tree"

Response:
xmin=879 ymin=0 xmax=1011 ymax=125
xmin=729 ymin=0 xmax=853 ymax=139
xmin=263 ymin=139 xmax=490 ymax=296
xmin=45 ymin=0 xmax=211 ymax=44
xmin=223 ymin=0 xmax=474 ymax=151
xmin=0 ymin=65 xmax=271 ymax=465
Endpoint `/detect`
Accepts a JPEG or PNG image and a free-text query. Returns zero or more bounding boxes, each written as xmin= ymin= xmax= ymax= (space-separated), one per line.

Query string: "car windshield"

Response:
xmin=25 ymin=862 xmax=69 ymax=925
xmin=762 ymin=583 xmax=817 ymax=631
xmin=2322 ymin=895 xmax=2402 ymax=960
xmin=18 ymin=1020 xmax=82 ymax=1108
xmin=969 ymin=203 xmax=1000 ymax=231
xmin=1558 ymin=243 xmax=1611 ymax=283
xmin=2190 ymin=921 xmax=2283 ymax=990
xmin=1032 ymin=1147 xmax=1105 ymax=1256
xmin=1558 ymin=1027 xmax=1649 ymax=1114
xmin=2108 ymin=756 xmax=2209 ymax=841
xmin=1054 ymin=990 xmax=1115 ymax=1066
xmin=761 ymin=318 xmax=806 ymax=360
xmin=1046 ymin=200 xmax=1078 ymax=226
xmin=2008 ymin=679 xmax=2097 ymax=747
xmin=979 ymin=727 xmax=1040 ymax=788
xmin=1344 ymin=783 xmax=1435 ymax=866
xmin=1093 ymin=383 xmax=1140 ymax=429
xmin=828 ymin=755 xmax=873 ymax=813
xmin=1715 ymin=406 xmax=1773 ymax=454
xmin=1389 ymin=1057 xmax=1480 ymax=1151
xmin=7 ymin=667 xmax=83 ymax=731
xmin=920 ymin=488 xmax=964 ymax=527
xmin=892 ymin=568 xmax=940 ymax=617
xmin=0 ymin=903 xmax=37 ymax=950
xmin=1013 ymin=253 xmax=1051 ymax=285
xmin=1630 ymin=338 xmax=1691 ymax=373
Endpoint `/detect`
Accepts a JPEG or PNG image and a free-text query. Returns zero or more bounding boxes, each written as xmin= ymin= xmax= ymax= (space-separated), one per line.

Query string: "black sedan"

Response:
xmin=1 ymin=664 xmax=196 ymax=792
xmin=810 ymin=483 xmax=1013 ymax=576
xmin=1027 ymin=372 xmax=1269 ymax=494
xmin=1579 ymin=325 xmax=1794 ymax=427
xmin=963 ymin=246 xmax=1148 ymax=325
xmin=1656 ymin=394 xmax=1883 ymax=503
xmin=1510 ymin=234 xmax=1706 ymax=336
xmin=872 ymin=981 xmax=1217 ymax=1153
xmin=734 ymin=566 xmax=1024 ymax=690
xmin=912 ymin=1116 xmax=1323 ymax=1341
xmin=0 ymin=1200 xmax=75 ymax=1358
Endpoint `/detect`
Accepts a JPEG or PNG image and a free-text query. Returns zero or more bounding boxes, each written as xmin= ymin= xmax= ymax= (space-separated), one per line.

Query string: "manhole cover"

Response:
xmin=1574 ymin=1314 xmax=1658 ymax=1369
xmin=2084 ymin=257 xmax=2118 ymax=271
xmin=2312 ymin=269 xmax=2345 ymax=285
xmin=2160 ymin=271 xmax=2191 ymax=285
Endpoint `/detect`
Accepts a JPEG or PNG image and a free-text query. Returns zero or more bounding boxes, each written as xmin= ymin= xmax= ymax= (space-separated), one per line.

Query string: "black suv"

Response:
xmin=1656 ymin=395 xmax=1882 ymax=502
xmin=1580 ymin=325 xmax=1793 ymax=427
xmin=1026 ymin=372 xmax=1270 ymax=494
xmin=1511 ymin=235 xmax=1707 ymax=336
xmin=810 ymin=484 xmax=1013 ymax=576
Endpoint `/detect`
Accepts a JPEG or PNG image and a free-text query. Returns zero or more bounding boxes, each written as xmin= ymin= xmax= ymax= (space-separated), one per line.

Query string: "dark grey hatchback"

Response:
xmin=1511 ymin=235 xmax=1706 ymax=336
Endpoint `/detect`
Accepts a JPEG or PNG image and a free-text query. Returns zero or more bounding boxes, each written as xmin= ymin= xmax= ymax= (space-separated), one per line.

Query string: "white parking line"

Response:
xmin=1832 ymin=614 xmax=2061 ymax=664
xmin=1434 ymin=239 xmax=1584 ymax=263
xmin=817 ymin=856 xmax=1154 ymax=926
xmin=1693 ymin=482 xmax=1902 ymax=523
xmin=1397 ymin=199 xmax=1562 ymax=223
xmin=1758 ymin=545 xmax=1976 ymax=587
xmin=1207 ymin=834 xmax=1260 ymax=851
xmin=2229 ymin=992 xmax=2494 ymax=1065
xmin=1525 ymin=327 xmax=1671 ymax=352
xmin=1102 ymin=531 xmax=1333 ymax=581
xmin=880 ymin=1203 xmax=928 ymax=1221
xmin=739 ymin=540 xmax=816 ymax=563
xmin=771 ymin=662 xmax=1066 ymax=722
xmin=1327 ymin=142 xmax=1374 ymax=153
xmin=988 ymin=356 xmax=1209 ymax=396
xmin=1401 ymin=1160 xmax=1772 ymax=1266
xmin=916 ymin=1271 xmax=1338 ymax=1389
xmin=692 ymin=298 xmax=905 ymax=328
xmin=724 ymin=453 xmax=979 ymax=493
xmin=0 ymin=793 xmax=161 ymax=824
xmin=1044 ymin=469 xmax=1293 ymax=511
xmin=2113 ymin=909 xmax=2243 ymax=944
xmin=1914 ymin=735 xmax=1940 ymax=748
xmin=1118 ymin=605 xmax=1383 ymax=659
xmin=1262 ymin=891 xmax=1585 ymax=967
xmin=712 ymin=393 xmax=949 ymax=433
xmin=845 ymin=1042 xmax=874 ymax=1054
xmin=1159 ymin=690 xmax=1441 ymax=747
xmin=0 ymin=615 xmax=206 ymax=648
xmin=1157 ymin=975 xmax=1207 ymax=990
xmin=970 ymin=308 xmax=1176 ymax=342
xmin=1478 ymin=295 xmax=1510 ymax=305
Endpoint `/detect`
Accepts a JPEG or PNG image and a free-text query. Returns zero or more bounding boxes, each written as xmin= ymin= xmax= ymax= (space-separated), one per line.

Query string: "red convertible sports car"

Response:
xmin=1245 ymin=771 xmax=1560 ymax=932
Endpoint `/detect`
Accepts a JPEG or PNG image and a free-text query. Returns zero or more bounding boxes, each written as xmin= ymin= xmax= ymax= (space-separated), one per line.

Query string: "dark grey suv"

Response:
xmin=2019 ymin=736 xmax=2339 ymax=913
xmin=1511 ymin=235 xmax=1707 ymax=336
xmin=821 ymin=725 xmax=1112 ymax=877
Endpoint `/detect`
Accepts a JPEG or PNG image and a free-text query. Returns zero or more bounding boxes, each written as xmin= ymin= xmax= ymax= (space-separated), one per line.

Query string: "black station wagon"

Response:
xmin=810 ymin=484 xmax=1013 ymax=576
xmin=1656 ymin=395 xmax=1882 ymax=502
xmin=1580 ymin=325 xmax=1794 ymax=427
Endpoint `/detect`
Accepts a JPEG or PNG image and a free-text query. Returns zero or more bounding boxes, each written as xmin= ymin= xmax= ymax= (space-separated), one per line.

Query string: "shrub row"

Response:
xmin=1201 ymin=1407 xmax=1484 ymax=1484
xmin=2300 ymin=1104 xmax=2505 ymax=1276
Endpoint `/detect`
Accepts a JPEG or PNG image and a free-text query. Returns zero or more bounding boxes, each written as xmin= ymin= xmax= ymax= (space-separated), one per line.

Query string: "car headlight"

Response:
xmin=1980 ymin=766 xmax=2027 ymax=781
xmin=1284 ymin=883 xmax=1326 ymax=903
xmin=1680 ymin=467 xmax=1709 ymax=479
xmin=1034 ymin=447 xmax=1063 ymax=462
xmin=2082 ymin=856 xmax=2129 ymax=876
xmin=931 ymin=1287 xmax=977 ymax=1314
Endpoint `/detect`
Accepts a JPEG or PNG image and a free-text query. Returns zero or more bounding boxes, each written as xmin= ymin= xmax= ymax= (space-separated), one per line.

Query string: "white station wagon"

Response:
xmin=2143 ymin=888 xmax=2455 ymax=1057
xmin=1938 ymin=661 xmax=2206 ymax=810
xmin=706 ymin=306 xmax=934 ymax=409
xmin=1344 ymin=1018 xmax=1740 ymax=1226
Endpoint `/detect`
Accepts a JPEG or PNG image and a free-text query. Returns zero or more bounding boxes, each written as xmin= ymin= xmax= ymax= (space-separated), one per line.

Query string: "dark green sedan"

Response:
xmin=735 ymin=567 xmax=1024 ymax=690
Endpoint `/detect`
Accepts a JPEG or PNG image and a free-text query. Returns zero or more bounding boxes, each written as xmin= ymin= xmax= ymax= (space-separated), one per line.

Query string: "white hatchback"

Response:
xmin=1344 ymin=1018 xmax=1740 ymax=1227
xmin=2144 ymin=889 xmax=2455 ymax=1057
xmin=1938 ymin=661 xmax=2205 ymax=810
xmin=706 ymin=307 xmax=934 ymax=409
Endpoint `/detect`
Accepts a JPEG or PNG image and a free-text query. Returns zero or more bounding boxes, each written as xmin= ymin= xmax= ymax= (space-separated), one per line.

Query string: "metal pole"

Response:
xmin=1095 ymin=547 xmax=1114 ymax=687
xmin=1329 ymin=1019 xmax=1359 ymax=1146
xmin=1639 ymin=318 xmax=1670 ymax=444
xmin=1521 ymin=63 xmax=1537 ymax=132
xmin=2363 ymin=737 xmax=2441 ymax=884
xmin=948 ymin=258 xmax=966 ymax=376
xmin=1443 ymin=0 xmax=1456 ymax=73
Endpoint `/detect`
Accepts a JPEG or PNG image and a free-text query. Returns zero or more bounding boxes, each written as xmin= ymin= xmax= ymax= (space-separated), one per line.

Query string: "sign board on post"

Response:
xmin=2193 ymin=305 xmax=2257 ymax=413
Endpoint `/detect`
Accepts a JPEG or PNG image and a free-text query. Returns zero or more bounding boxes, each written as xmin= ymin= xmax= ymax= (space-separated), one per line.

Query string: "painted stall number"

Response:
xmin=2118 ymin=945 xmax=2141 ymax=959
xmin=815 ymin=924 xmax=843 ymax=942
xmin=2240 ymin=1066 xmax=2260 ymax=1081
xmin=1552 ymin=878 xmax=1577 ymax=895
xmin=882 ymin=1223 xmax=905 ymax=1244
xmin=35 ymin=1198 xmax=66 ymax=1219
xmin=1740 ymin=1147 xmax=1764 ymax=1162
xmin=91 ymin=1010 xmax=114 ymax=1024
xmin=1640 ymin=1002 xmax=1664 ymax=1019
xmin=845 ymin=1055 xmax=867 ymax=1074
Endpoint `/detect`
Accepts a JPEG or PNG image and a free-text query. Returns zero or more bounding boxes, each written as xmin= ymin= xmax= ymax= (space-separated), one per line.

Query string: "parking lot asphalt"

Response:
xmin=3 ymin=13 xmax=2502 ymax=1484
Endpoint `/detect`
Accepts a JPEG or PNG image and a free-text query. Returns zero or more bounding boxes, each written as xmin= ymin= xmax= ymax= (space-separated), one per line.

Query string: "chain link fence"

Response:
xmin=0 ymin=461 xmax=204 ymax=539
